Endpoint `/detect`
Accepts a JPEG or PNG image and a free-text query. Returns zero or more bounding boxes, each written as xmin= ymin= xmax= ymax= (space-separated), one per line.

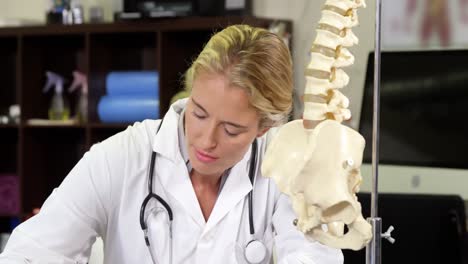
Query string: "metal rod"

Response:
xmin=366 ymin=0 xmax=384 ymax=264
xmin=366 ymin=218 xmax=382 ymax=264
xmin=371 ymin=0 xmax=382 ymax=219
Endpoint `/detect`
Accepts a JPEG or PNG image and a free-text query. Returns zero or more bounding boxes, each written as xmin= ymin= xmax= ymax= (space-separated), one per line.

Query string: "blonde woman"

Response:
xmin=0 ymin=25 xmax=342 ymax=264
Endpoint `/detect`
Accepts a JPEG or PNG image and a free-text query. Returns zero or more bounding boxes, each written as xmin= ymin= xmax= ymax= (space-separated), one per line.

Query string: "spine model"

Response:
xmin=303 ymin=0 xmax=366 ymax=129
xmin=261 ymin=0 xmax=373 ymax=251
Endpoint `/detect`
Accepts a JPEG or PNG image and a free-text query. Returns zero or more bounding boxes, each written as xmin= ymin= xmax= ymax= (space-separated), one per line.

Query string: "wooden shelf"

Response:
xmin=88 ymin=123 xmax=130 ymax=146
xmin=0 ymin=16 xmax=276 ymax=36
xmin=0 ymin=16 xmax=292 ymax=216
xmin=23 ymin=123 xmax=86 ymax=129
xmin=22 ymin=127 xmax=86 ymax=211
xmin=0 ymin=124 xmax=19 ymax=129
xmin=88 ymin=123 xmax=131 ymax=129
xmin=0 ymin=126 xmax=18 ymax=174
xmin=0 ymin=213 xmax=21 ymax=218
xmin=0 ymin=37 xmax=17 ymax=120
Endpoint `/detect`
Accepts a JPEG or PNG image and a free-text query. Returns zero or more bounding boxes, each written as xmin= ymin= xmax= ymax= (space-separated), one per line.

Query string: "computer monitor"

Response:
xmin=359 ymin=50 xmax=468 ymax=169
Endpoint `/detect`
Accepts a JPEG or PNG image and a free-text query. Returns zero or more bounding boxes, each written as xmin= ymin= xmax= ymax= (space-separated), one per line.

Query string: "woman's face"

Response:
xmin=184 ymin=72 xmax=267 ymax=178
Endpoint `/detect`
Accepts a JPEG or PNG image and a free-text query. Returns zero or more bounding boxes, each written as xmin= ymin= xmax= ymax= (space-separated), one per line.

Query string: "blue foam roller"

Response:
xmin=106 ymin=71 xmax=159 ymax=96
xmin=98 ymin=96 xmax=159 ymax=123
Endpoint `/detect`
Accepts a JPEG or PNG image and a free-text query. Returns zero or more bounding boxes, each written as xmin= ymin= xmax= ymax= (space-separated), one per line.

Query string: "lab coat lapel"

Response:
xmin=152 ymin=99 xmax=206 ymax=227
xmin=163 ymin=160 xmax=206 ymax=227
xmin=152 ymin=99 xmax=185 ymax=162
xmin=204 ymin=146 xmax=254 ymax=232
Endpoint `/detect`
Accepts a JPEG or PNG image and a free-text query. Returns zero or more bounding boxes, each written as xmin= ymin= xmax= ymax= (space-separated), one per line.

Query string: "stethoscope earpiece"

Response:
xmin=244 ymin=239 xmax=267 ymax=264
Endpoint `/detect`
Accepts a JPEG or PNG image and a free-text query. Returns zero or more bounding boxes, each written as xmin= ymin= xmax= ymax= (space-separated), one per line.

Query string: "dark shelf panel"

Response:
xmin=22 ymin=125 xmax=86 ymax=141
xmin=0 ymin=16 xmax=276 ymax=36
xmin=88 ymin=123 xmax=128 ymax=146
xmin=89 ymin=32 xmax=157 ymax=74
xmin=21 ymin=127 xmax=86 ymax=212
xmin=0 ymin=127 xmax=18 ymax=174
xmin=0 ymin=124 xmax=19 ymax=129
xmin=0 ymin=215 xmax=21 ymax=233
xmin=0 ymin=214 xmax=20 ymax=218
xmin=89 ymin=123 xmax=131 ymax=129
xmin=0 ymin=37 xmax=17 ymax=116
xmin=159 ymin=30 xmax=212 ymax=113
xmin=23 ymin=123 xmax=86 ymax=129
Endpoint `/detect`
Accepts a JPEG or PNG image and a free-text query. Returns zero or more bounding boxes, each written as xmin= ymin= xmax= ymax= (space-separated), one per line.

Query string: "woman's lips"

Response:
xmin=195 ymin=149 xmax=218 ymax=163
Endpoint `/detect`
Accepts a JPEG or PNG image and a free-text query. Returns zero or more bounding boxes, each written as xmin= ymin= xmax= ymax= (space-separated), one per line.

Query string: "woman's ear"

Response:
xmin=256 ymin=127 xmax=270 ymax=138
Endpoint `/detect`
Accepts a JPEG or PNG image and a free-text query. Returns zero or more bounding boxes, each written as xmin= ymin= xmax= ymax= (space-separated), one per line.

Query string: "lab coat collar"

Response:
xmin=152 ymin=99 xmax=254 ymax=230
xmin=153 ymin=99 xmax=206 ymax=226
xmin=152 ymin=99 xmax=187 ymax=162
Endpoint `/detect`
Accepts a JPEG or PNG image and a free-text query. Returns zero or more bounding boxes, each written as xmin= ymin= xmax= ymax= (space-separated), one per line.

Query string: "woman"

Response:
xmin=0 ymin=25 xmax=343 ymax=263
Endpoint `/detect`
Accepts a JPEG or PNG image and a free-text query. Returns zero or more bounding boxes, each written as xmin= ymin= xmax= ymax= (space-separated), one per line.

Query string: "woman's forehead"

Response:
xmin=190 ymin=73 xmax=259 ymax=125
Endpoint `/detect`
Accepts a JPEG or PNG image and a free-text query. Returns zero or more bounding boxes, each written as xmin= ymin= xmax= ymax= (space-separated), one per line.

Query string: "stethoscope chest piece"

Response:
xmin=244 ymin=239 xmax=267 ymax=264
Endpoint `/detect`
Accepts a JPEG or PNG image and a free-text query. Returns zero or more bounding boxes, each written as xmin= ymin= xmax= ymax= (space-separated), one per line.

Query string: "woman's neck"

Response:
xmin=190 ymin=170 xmax=223 ymax=221
xmin=190 ymin=170 xmax=222 ymax=189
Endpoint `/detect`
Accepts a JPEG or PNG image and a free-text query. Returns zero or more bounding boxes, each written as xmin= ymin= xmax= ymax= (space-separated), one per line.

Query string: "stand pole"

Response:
xmin=366 ymin=0 xmax=385 ymax=263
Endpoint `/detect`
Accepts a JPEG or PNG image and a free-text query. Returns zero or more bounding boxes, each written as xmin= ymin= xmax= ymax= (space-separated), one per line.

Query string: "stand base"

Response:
xmin=366 ymin=217 xmax=382 ymax=264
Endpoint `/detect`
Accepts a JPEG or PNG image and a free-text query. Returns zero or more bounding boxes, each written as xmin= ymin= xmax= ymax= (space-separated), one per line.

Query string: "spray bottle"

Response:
xmin=68 ymin=71 xmax=88 ymax=123
xmin=43 ymin=71 xmax=70 ymax=120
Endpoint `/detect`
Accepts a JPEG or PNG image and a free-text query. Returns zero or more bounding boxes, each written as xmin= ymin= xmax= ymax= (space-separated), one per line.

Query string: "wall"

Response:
xmin=0 ymin=1 xmax=46 ymax=22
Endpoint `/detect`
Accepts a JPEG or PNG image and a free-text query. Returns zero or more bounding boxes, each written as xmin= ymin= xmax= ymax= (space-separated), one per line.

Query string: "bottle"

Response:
xmin=68 ymin=71 xmax=88 ymax=123
xmin=70 ymin=0 xmax=84 ymax=24
xmin=43 ymin=71 xmax=70 ymax=121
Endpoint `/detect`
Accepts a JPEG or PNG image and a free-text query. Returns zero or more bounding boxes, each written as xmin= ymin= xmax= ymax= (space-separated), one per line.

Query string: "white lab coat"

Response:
xmin=0 ymin=99 xmax=343 ymax=264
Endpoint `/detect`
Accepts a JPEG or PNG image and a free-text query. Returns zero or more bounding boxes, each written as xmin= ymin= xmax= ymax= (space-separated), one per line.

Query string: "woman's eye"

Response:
xmin=192 ymin=111 xmax=206 ymax=119
xmin=224 ymin=129 xmax=239 ymax=137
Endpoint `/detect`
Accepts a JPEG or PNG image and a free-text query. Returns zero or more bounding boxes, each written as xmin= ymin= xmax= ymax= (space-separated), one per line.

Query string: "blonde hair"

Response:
xmin=184 ymin=24 xmax=293 ymax=128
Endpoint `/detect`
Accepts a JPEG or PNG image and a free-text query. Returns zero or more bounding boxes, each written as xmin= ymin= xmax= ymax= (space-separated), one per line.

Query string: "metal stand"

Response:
xmin=365 ymin=0 xmax=395 ymax=263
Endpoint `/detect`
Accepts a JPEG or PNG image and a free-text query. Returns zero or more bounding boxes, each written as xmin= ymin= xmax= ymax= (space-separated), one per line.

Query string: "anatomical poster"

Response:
xmin=382 ymin=0 xmax=468 ymax=49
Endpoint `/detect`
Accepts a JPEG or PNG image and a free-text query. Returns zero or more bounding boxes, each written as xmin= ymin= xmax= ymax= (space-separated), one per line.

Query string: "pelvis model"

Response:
xmin=262 ymin=0 xmax=372 ymax=251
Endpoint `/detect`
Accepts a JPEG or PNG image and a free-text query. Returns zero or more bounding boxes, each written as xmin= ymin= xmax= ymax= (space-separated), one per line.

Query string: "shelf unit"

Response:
xmin=0 ymin=16 xmax=291 ymax=228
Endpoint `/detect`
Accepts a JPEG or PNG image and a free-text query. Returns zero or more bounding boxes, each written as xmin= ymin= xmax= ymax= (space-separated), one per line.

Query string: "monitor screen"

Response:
xmin=359 ymin=50 xmax=468 ymax=169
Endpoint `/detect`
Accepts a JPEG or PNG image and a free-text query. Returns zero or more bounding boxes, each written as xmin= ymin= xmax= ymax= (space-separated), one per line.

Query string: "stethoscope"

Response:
xmin=139 ymin=118 xmax=268 ymax=264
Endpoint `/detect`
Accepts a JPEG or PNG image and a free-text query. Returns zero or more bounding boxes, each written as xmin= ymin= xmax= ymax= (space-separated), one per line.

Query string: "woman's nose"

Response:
xmin=199 ymin=125 xmax=218 ymax=150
